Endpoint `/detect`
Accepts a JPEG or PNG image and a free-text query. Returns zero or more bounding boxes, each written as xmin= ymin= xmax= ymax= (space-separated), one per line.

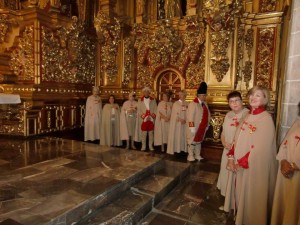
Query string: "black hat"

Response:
xmin=197 ymin=82 xmax=207 ymax=95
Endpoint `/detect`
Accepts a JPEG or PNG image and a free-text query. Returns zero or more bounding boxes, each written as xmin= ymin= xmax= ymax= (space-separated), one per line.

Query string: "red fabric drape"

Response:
xmin=193 ymin=103 xmax=209 ymax=142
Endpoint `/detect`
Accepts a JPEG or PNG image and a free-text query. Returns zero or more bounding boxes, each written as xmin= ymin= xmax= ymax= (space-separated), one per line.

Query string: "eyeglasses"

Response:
xmin=229 ymin=99 xmax=241 ymax=104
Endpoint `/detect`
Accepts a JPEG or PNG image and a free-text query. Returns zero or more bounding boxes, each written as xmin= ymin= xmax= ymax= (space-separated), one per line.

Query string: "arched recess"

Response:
xmin=154 ymin=68 xmax=185 ymax=101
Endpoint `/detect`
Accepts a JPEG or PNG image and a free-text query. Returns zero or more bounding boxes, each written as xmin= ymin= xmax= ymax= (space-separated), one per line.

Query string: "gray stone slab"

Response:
xmin=24 ymin=166 xmax=77 ymax=183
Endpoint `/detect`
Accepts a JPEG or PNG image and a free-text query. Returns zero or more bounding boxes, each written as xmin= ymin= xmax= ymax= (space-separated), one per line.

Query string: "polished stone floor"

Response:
xmin=0 ymin=135 xmax=234 ymax=225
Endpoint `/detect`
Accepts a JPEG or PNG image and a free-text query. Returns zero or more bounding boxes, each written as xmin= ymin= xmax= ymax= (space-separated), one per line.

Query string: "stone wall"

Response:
xmin=279 ymin=0 xmax=300 ymax=142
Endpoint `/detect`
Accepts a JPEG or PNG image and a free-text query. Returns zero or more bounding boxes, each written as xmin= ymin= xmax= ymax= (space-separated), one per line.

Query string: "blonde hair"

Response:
xmin=248 ymin=85 xmax=270 ymax=107
xmin=179 ymin=89 xmax=187 ymax=97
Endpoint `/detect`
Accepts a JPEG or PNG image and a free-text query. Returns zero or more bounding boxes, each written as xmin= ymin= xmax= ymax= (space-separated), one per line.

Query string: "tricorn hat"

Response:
xmin=197 ymin=82 xmax=207 ymax=95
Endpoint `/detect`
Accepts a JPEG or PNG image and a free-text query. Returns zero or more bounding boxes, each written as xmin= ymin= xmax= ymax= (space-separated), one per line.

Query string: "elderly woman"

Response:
xmin=226 ymin=86 xmax=277 ymax=225
xmin=100 ymin=95 xmax=121 ymax=147
xmin=154 ymin=91 xmax=173 ymax=152
xmin=217 ymin=91 xmax=249 ymax=211
xmin=84 ymin=86 xmax=102 ymax=142
xmin=120 ymin=92 xmax=138 ymax=149
xmin=167 ymin=90 xmax=188 ymax=155
xmin=271 ymin=102 xmax=300 ymax=225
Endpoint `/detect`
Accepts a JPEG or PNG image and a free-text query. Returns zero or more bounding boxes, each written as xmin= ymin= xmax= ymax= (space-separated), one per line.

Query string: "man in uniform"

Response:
xmin=186 ymin=82 xmax=211 ymax=162
xmin=136 ymin=87 xmax=157 ymax=151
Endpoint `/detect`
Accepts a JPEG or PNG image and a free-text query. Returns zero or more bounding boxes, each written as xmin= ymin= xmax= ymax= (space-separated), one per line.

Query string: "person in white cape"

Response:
xmin=100 ymin=95 xmax=121 ymax=147
xmin=135 ymin=87 xmax=157 ymax=151
xmin=154 ymin=91 xmax=173 ymax=152
xmin=216 ymin=91 xmax=248 ymax=211
xmin=120 ymin=92 xmax=138 ymax=149
xmin=84 ymin=86 xmax=102 ymax=142
xmin=167 ymin=90 xmax=188 ymax=155
xmin=271 ymin=101 xmax=300 ymax=225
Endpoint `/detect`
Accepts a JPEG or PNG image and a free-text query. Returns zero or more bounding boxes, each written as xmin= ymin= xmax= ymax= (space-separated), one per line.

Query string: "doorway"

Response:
xmin=156 ymin=69 xmax=184 ymax=101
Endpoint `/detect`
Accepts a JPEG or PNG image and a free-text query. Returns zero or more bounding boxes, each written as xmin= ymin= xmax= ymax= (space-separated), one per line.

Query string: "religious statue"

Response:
xmin=165 ymin=0 xmax=182 ymax=19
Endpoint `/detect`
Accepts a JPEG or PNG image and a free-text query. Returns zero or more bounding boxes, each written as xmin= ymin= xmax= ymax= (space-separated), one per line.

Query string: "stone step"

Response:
xmin=77 ymin=160 xmax=190 ymax=225
xmin=0 ymin=141 xmax=166 ymax=225
xmin=138 ymin=162 xmax=228 ymax=225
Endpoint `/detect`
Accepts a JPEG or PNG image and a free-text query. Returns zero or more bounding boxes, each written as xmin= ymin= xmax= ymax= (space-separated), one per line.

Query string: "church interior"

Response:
xmin=0 ymin=0 xmax=299 ymax=224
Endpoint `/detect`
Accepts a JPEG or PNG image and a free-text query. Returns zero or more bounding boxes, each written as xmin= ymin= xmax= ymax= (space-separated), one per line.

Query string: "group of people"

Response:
xmin=84 ymin=84 xmax=300 ymax=225
xmin=216 ymin=86 xmax=300 ymax=225
xmin=84 ymin=82 xmax=210 ymax=162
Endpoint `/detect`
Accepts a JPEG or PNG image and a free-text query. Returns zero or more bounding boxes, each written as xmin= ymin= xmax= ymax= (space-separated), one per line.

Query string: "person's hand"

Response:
xmin=281 ymin=160 xmax=294 ymax=178
xmin=226 ymin=159 xmax=235 ymax=171
xmin=224 ymin=142 xmax=231 ymax=150
xmin=190 ymin=127 xmax=196 ymax=135
xmin=165 ymin=116 xmax=170 ymax=122
xmin=234 ymin=163 xmax=240 ymax=172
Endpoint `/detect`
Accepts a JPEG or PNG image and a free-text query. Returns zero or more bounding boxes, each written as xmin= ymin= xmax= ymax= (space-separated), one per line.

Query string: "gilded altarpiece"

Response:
xmin=0 ymin=0 xmax=290 ymax=156
xmin=0 ymin=5 xmax=96 ymax=136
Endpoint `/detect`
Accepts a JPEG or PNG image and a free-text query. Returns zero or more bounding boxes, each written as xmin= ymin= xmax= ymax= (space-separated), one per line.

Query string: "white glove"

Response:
xmin=189 ymin=127 xmax=196 ymax=135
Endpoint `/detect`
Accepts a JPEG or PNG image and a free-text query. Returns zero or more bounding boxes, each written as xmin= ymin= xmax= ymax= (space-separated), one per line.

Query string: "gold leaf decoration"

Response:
xmin=94 ymin=12 xmax=121 ymax=83
xmin=256 ymin=27 xmax=275 ymax=89
xmin=10 ymin=26 xmax=34 ymax=81
xmin=41 ymin=17 xmax=96 ymax=83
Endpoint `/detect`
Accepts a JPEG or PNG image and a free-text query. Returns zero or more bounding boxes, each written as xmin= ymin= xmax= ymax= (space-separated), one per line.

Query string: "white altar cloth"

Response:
xmin=0 ymin=93 xmax=21 ymax=104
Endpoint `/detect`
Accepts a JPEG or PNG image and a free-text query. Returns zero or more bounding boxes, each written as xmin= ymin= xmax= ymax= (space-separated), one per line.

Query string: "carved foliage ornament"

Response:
xmin=242 ymin=28 xmax=254 ymax=89
xmin=0 ymin=0 xmax=19 ymax=10
xmin=235 ymin=27 xmax=244 ymax=89
xmin=203 ymin=0 xmax=243 ymax=82
xmin=41 ymin=17 xmax=96 ymax=83
xmin=132 ymin=17 xmax=206 ymax=89
xmin=177 ymin=16 xmax=206 ymax=88
xmin=94 ymin=12 xmax=121 ymax=83
xmin=0 ymin=103 xmax=30 ymax=135
xmin=122 ymin=37 xmax=134 ymax=87
xmin=210 ymin=113 xmax=225 ymax=142
xmin=10 ymin=26 xmax=34 ymax=81
xmin=0 ymin=14 xmax=9 ymax=43
xmin=260 ymin=0 xmax=277 ymax=13
xmin=149 ymin=19 xmax=182 ymax=66
xmin=256 ymin=27 xmax=275 ymax=89
xmin=209 ymin=30 xmax=231 ymax=82
xmin=132 ymin=23 xmax=153 ymax=89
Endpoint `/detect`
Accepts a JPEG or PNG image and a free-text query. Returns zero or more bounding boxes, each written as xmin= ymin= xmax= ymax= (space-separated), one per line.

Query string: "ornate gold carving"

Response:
xmin=47 ymin=110 xmax=51 ymax=128
xmin=242 ymin=61 xmax=252 ymax=89
xmin=94 ymin=12 xmax=121 ymax=83
xmin=164 ymin=0 xmax=182 ymax=19
xmin=10 ymin=26 xmax=35 ymax=81
xmin=245 ymin=28 xmax=254 ymax=58
xmin=0 ymin=102 xmax=28 ymax=135
xmin=132 ymin=16 xmax=206 ymax=90
xmin=203 ymin=0 xmax=242 ymax=82
xmin=122 ymin=37 xmax=134 ymax=87
xmin=185 ymin=45 xmax=206 ymax=88
xmin=41 ymin=17 xmax=96 ymax=83
xmin=132 ymin=23 xmax=152 ymax=89
xmin=210 ymin=30 xmax=231 ymax=82
xmin=0 ymin=14 xmax=9 ymax=43
xmin=149 ymin=20 xmax=182 ymax=66
xmin=242 ymin=28 xmax=254 ymax=89
xmin=28 ymin=0 xmax=38 ymax=8
xmin=235 ymin=27 xmax=244 ymax=89
xmin=260 ymin=0 xmax=277 ymax=13
xmin=256 ymin=27 xmax=275 ymax=89
xmin=180 ymin=17 xmax=206 ymax=88
xmin=0 ymin=0 xmax=19 ymax=10
xmin=210 ymin=113 xmax=225 ymax=142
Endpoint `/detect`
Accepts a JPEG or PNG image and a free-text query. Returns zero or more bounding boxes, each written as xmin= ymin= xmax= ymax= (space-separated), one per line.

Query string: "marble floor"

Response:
xmin=0 ymin=136 xmax=234 ymax=225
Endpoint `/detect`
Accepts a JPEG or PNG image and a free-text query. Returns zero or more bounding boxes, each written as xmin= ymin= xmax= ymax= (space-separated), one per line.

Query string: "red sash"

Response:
xmin=141 ymin=110 xmax=154 ymax=131
xmin=193 ymin=103 xmax=209 ymax=142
